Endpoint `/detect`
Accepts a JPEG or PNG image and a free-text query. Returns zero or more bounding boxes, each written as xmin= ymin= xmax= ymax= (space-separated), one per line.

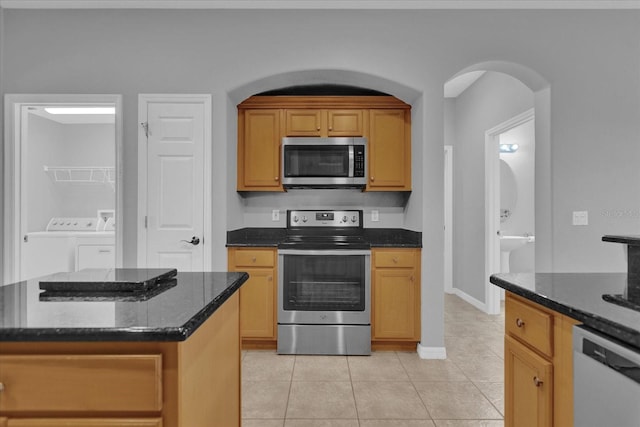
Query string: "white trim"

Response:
xmin=484 ymin=108 xmax=535 ymax=314
xmin=444 ymin=145 xmax=453 ymax=294
xmin=137 ymin=94 xmax=212 ymax=271
xmin=417 ymin=344 xmax=447 ymax=360
xmin=452 ymin=287 xmax=488 ymax=312
xmin=2 ymin=0 xmax=639 ymax=9
xmin=3 ymin=94 xmax=123 ymax=285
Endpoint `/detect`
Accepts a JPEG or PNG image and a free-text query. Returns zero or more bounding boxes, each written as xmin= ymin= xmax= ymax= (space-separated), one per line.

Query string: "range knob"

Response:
xmin=292 ymin=216 xmax=299 ymax=223
xmin=351 ymin=216 xmax=357 ymax=223
xmin=342 ymin=216 xmax=348 ymax=223
xmin=302 ymin=216 xmax=308 ymax=223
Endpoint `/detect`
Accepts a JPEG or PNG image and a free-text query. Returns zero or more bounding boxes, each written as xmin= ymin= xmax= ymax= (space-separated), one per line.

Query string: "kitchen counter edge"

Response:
xmin=226 ymin=227 xmax=422 ymax=248
xmin=490 ymin=272 xmax=640 ymax=350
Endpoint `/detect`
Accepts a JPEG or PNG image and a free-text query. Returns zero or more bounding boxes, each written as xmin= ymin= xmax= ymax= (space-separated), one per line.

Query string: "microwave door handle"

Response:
xmin=348 ymin=145 xmax=354 ymax=177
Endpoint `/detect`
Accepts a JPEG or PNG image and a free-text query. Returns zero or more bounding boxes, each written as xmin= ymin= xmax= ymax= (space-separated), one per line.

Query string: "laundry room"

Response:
xmin=21 ymin=105 xmax=117 ymax=280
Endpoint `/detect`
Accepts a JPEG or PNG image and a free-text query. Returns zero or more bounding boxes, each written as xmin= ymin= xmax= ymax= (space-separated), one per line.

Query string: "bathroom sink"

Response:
xmin=499 ymin=235 xmax=535 ymax=273
xmin=500 ymin=235 xmax=534 ymax=252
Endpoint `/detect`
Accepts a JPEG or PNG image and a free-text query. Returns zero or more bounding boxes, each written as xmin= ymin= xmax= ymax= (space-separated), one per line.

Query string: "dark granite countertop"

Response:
xmin=602 ymin=235 xmax=640 ymax=246
xmin=226 ymin=227 xmax=421 ymax=248
xmin=490 ymin=273 xmax=640 ymax=350
xmin=0 ymin=271 xmax=249 ymax=342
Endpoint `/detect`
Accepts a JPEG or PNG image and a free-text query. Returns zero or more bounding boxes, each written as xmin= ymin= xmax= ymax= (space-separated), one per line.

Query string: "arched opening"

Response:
xmin=444 ymin=62 xmax=550 ymax=315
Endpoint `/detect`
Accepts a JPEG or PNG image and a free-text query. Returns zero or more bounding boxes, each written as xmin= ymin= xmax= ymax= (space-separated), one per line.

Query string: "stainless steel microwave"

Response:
xmin=281 ymin=137 xmax=367 ymax=189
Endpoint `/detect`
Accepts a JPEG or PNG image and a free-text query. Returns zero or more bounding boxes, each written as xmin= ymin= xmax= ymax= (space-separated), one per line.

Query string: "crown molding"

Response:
xmin=1 ymin=0 xmax=639 ymax=9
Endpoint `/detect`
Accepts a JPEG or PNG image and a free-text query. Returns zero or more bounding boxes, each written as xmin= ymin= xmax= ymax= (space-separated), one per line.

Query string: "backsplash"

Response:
xmin=240 ymin=190 xmax=410 ymax=228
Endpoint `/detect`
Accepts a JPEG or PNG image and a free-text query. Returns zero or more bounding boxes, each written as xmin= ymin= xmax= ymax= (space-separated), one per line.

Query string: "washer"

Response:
xmin=23 ymin=217 xmax=115 ymax=280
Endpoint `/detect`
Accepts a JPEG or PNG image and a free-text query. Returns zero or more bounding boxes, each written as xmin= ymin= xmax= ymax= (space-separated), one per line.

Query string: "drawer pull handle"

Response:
xmin=533 ymin=376 xmax=543 ymax=387
xmin=515 ymin=318 xmax=525 ymax=328
xmin=0 ymin=382 xmax=4 ymax=392
xmin=392 ymin=257 xmax=399 ymax=263
xmin=252 ymin=257 xmax=257 ymax=263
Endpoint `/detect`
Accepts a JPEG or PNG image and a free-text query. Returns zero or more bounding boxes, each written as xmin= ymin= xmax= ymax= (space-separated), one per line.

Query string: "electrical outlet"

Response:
xmin=272 ymin=209 xmax=280 ymax=221
xmin=572 ymin=211 xmax=588 ymax=226
xmin=371 ymin=210 xmax=379 ymax=222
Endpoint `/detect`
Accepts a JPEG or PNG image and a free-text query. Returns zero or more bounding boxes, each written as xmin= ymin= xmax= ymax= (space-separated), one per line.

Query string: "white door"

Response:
xmin=139 ymin=95 xmax=211 ymax=272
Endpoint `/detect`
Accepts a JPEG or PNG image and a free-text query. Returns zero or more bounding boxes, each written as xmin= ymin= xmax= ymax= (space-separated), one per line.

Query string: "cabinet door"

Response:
xmin=7 ymin=419 xmax=162 ymax=427
xmin=285 ymin=109 xmax=322 ymax=136
xmin=372 ymin=268 xmax=418 ymax=340
xmin=368 ymin=109 xmax=410 ymax=190
xmin=505 ymin=335 xmax=553 ymax=427
xmin=327 ymin=110 xmax=364 ymax=136
xmin=239 ymin=109 xmax=282 ymax=190
xmin=1 ymin=417 xmax=6 ymax=427
xmin=238 ymin=268 xmax=276 ymax=339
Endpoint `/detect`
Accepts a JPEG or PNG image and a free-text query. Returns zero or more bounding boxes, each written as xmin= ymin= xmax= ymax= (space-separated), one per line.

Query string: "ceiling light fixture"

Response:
xmin=44 ymin=107 xmax=115 ymax=115
xmin=499 ymin=143 xmax=519 ymax=153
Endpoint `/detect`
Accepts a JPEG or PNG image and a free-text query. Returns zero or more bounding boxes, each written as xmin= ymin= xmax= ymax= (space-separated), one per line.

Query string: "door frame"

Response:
xmin=136 ymin=94 xmax=212 ymax=270
xmin=3 ymin=94 xmax=123 ymax=285
xmin=444 ymin=145 xmax=453 ymax=294
xmin=484 ymin=108 xmax=534 ymax=314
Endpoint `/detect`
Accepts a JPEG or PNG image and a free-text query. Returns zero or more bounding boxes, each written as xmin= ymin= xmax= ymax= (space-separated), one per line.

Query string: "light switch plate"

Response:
xmin=573 ymin=210 xmax=588 ymax=226
xmin=371 ymin=210 xmax=379 ymax=222
xmin=272 ymin=209 xmax=280 ymax=221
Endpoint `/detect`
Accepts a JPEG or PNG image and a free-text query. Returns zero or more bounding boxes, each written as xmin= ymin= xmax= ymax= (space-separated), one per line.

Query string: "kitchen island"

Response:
xmin=490 ymin=271 xmax=640 ymax=427
xmin=0 ymin=271 xmax=249 ymax=427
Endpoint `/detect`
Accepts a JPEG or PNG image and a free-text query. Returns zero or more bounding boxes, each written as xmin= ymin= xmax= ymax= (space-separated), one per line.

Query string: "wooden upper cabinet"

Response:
xmin=285 ymin=109 xmax=365 ymax=137
xmin=238 ymin=109 xmax=282 ymax=191
xmin=368 ymin=109 xmax=411 ymax=191
xmin=237 ymin=96 xmax=410 ymax=192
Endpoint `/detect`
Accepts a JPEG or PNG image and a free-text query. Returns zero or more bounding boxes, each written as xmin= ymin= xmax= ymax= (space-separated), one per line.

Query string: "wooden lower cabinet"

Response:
xmin=371 ymin=248 xmax=421 ymax=350
xmin=505 ymin=335 xmax=553 ymax=427
xmin=0 ymin=293 xmax=241 ymax=427
xmin=228 ymin=247 xmax=277 ymax=349
xmin=504 ymin=292 xmax=578 ymax=427
xmin=6 ymin=419 xmax=162 ymax=427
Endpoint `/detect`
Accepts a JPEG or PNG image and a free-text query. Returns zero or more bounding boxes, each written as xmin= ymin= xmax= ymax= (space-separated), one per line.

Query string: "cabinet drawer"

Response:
xmin=232 ymin=249 xmax=275 ymax=267
xmin=0 ymin=355 xmax=162 ymax=413
xmin=506 ymin=295 xmax=553 ymax=358
xmin=373 ymin=250 xmax=416 ymax=268
xmin=7 ymin=419 xmax=162 ymax=427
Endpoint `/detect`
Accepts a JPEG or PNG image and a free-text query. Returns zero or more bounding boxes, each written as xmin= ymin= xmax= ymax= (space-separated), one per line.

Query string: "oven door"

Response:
xmin=278 ymin=249 xmax=371 ymax=325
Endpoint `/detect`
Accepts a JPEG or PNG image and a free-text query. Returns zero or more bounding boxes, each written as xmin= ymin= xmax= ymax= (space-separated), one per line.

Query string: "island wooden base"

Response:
xmin=0 ymin=293 xmax=240 ymax=427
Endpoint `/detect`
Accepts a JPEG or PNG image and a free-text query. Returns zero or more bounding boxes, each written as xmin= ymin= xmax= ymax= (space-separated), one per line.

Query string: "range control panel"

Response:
xmin=46 ymin=217 xmax=99 ymax=232
xmin=287 ymin=210 xmax=362 ymax=228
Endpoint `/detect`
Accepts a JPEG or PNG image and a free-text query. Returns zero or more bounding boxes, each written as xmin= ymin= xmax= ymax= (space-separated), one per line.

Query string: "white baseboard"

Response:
xmin=452 ymin=287 xmax=487 ymax=312
xmin=416 ymin=344 xmax=447 ymax=359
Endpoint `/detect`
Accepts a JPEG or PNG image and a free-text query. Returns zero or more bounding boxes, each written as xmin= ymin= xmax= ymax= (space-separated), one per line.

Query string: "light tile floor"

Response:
xmin=242 ymin=293 xmax=505 ymax=427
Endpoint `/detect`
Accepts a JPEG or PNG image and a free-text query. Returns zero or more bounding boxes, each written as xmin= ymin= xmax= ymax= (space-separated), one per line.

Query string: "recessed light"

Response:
xmin=44 ymin=107 xmax=115 ymax=115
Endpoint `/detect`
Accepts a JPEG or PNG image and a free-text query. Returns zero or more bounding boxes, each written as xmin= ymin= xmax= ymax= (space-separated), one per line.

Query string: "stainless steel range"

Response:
xmin=277 ymin=209 xmax=371 ymax=355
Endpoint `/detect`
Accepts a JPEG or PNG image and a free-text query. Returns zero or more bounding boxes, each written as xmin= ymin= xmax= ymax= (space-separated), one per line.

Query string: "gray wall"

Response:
xmin=2 ymin=9 xmax=640 ymax=350
xmin=450 ymin=71 xmax=535 ymax=302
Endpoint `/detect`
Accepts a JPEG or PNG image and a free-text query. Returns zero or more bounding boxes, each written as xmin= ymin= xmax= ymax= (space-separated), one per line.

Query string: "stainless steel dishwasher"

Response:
xmin=573 ymin=325 xmax=640 ymax=427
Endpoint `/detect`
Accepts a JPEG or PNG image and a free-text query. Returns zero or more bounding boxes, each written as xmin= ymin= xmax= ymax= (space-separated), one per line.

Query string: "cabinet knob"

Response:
xmin=392 ymin=257 xmax=399 ymax=263
xmin=533 ymin=376 xmax=543 ymax=387
xmin=252 ymin=257 xmax=257 ymax=263
xmin=329 ymin=126 xmax=333 ymax=131
xmin=371 ymin=176 xmax=375 ymax=182
xmin=515 ymin=318 xmax=525 ymax=328
xmin=268 ymin=276 xmax=273 ymax=282
xmin=274 ymin=176 xmax=279 ymax=181
xmin=0 ymin=382 xmax=5 ymax=392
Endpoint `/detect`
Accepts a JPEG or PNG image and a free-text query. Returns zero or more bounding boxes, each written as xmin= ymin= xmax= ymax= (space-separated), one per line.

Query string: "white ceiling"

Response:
xmin=1 ymin=0 xmax=639 ymax=8
xmin=28 ymin=107 xmax=115 ymax=124
xmin=444 ymin=71 xmax=486 ymax=98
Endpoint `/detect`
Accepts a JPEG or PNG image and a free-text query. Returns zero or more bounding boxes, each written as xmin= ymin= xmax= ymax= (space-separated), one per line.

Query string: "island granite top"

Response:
xmin=490 ymin=272 xmax=640 ymax=350
xmin=0 ymin=271 xmax=249 ymax=342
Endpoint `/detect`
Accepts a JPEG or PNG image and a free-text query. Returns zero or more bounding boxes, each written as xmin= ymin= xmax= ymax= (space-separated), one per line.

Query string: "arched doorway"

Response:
xmin=444 ymin=62 xmax=550 ymax=314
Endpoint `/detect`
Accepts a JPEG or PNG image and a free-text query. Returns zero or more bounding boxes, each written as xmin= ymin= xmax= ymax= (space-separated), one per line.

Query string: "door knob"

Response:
xmin=181 ymin=236 xmax=200 ymax=246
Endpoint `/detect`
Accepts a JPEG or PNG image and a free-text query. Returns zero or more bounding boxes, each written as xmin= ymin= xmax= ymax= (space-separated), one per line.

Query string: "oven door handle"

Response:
xmin=278 ymin=249 xmax=371 ymax=256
